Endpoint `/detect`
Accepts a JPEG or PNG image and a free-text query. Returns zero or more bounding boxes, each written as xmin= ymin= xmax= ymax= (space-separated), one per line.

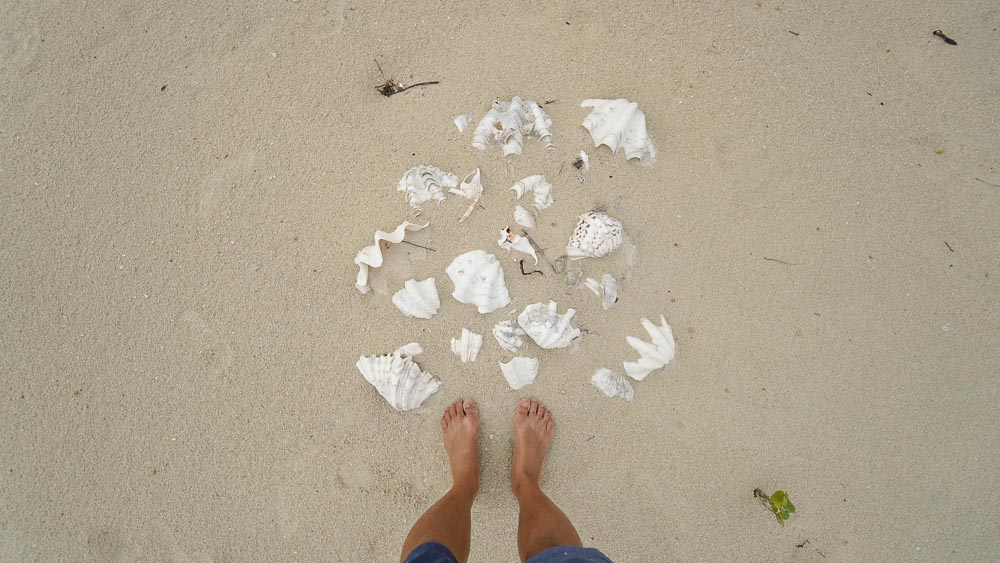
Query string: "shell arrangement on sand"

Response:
xmin=471 ymin=97 xmax=554 ymax=156
xmin=517 ymin=301 xmax=581 ymax=349
xmin=493 ymin=320 xmax=526 ymax=353
xmin=397 ymin=165 xmax=458 ymax=211
xmin=623 ymin=315 xmax=676 ymax=381
xmin=354 ymin=221 xmax=427 ymax=294
xmin=446 ymin=250 xmax=511 ymax=314
xmin=583 ymin=273 xmax=619 ymax=310
xmin=591 ymin=368 xmax=634 ymax=401
xmin=450 ymin=328 xmax=483 ymax=363
xmin=580 ymin=98 xmax=656 ymax=164
xmin=510 ymin=175 xmax=554 ymax=211
xmin=356 ymin=343 xmax=441 ymax=411
xmin=449 ymin=168 xmax=483 ymax=223
xmin=498 ymin=227 xmax=538 ymax=265
xmin=566 ymin=211 xmax=623 ymax=260
xmin=392 ymin=278 xmax=441 ymax=319
xmin=500 ymin=357 xmax=539 ymax=390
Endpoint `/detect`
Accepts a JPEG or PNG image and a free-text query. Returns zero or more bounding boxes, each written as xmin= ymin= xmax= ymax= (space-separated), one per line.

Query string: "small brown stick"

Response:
xmin=944 ymin=241 xmax=954 ymax=252
xmin=375 ymin=80 xmax=440 ymax=97
xmin=974 ymin=177 xmax=1000 ymax=188
xmin=932 ymin=30 xmax=957 ymax=45
xmin=763 ymin=256 xmax=797 ymax=265
xmin=519 ymin=260 xmax=543 ymax=276
xmin=399 ymin=240 xmax=436 ymax=252
xmin=788 ymin=30 xmax=800 ymax=36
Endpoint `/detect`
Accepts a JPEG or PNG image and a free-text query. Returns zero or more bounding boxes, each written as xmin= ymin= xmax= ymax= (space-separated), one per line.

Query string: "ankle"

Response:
xmin=511 ymin=475 xmax=541 ymax=498
xmin=451 ymin=477 xmax=480 ymax=498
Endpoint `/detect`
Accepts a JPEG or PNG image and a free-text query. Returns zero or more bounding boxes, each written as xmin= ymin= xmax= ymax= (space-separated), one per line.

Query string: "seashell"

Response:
xmin=454 ymin=114 xmax=475 ymax=133
xmin=500 ymin=357 xmax=539 ymax=390
xmin=445 ymin=250 xmax=511 ymax=314
xmin=510 ymin=175 xmax=553 ymax=211
xmin=448 ymin=168 xmax=483 ymax=223
xmin=493 ymin=320 xmax=526 ymax=353
xmin=517 ymin=301 xmax=581 ymax=349
xmin=397 ymin=165 xmax=458 ymax=211
xmin=583 ymin=278 xmax=601 ymax=296
xmin=623 ymin=315 xmax=676 ymax=381
xmin=583 ymin=274 xmax=619 ymax=310
xmin=471 ymin=97 xmax=553 ymax=156
xmin=577 ymin=150 xmax=590 ymax=172
xmin=497 ymin=227 xmax=538 ymax=265
xmin=591 ymin=368 xmax=634 ymax=401
xmin=580 ymin=99 xmax=656 ymax=164
xmin=513 ymin=205 xmax=536 ymax=229
xmin=391 ymin=278 xmax=440 ymax=319
xmin=355 ymin=221 xmax=427 ymax=293
xmin=356 ymin=343 xmax=441 ymax=411
xmin=565 ymin=211 xmax=623 ymax=260
xmin=450 ymin=328 xmax=483 ymax=363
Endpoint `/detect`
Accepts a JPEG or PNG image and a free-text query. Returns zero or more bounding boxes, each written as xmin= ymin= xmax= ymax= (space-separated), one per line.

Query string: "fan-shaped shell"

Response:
xmin=517 ymin=301 xmax=580 ymax=349
xmin=354 ymin=221 xmax=427 ymax=293
xmin=450 ymin=328 xmax=483 ymax=363
xmin=356 ymin=343 xmax=441 ymax=411
xmin=446 ymin=250 xmax=511 ymax=314
xmin=391 ymin=278 xmax=440 ymax=319
xmin=566 ymin=211 xmax=623 ymax=260
xmin=580 ymin=99 xmax=656 ymax=164
xmin=471 ymin=97 xmax=553 ymax=156
xmin=623 ymin=315 xmax=676 ymax=381
xmin=397 ymin=165 xmax=458 ymax=211
xmin=500 ymin=357 xmax=539 ymax=390
xmin=591 ymin=368 xmax=634 ymax=401
xmin=493 ymin=320 xmax=526 ymax=353
xmin=510 ymin=175 xmax=553 ymax=211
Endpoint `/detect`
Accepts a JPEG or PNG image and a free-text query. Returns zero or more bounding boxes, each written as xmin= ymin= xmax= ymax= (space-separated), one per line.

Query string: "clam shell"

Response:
xmin=591 ymin=368 xmax=634 ymax=401
xmin=446 ymin=250 xmax=511 ymax=314
xmin=391 ymin=278 xmax=440 ymax=319
xmin=500 ymin=357 xmax=539 ymax=390
xmin=471 ymin=97 xmax=553 ymax=156
xmin=517 ymin=301 xmax=581 ymax=349
xmin=566 ymin=211 xmax=623 ymax=260
xmin=356 ymin=343 xmax=441 ymax=411
xmin=450 ymin=328 xmax=483 ymax=363
xmin=397 ymin=165 xmax=458 ymax=211
xmin=510 ymin=175 xmax=553 ymax=211
xmin=354 ymin=221 xmax=427 ymax=294
xmin=580 ymin=98 xmax=656 ymax=164
xmin=493 ymin=320 xmax=526 ymax=353
xmin=623 ymin=315 xmax=676 ymax=381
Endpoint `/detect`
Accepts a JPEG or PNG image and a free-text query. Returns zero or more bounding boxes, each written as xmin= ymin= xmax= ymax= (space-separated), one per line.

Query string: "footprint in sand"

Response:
xmin=179 ymin=310 xmax=235 ymax=381
xmin=195 ymin=151 xmax=257 ymax=226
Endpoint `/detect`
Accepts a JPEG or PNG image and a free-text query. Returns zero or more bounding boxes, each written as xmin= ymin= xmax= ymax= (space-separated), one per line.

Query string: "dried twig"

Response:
xmin=932 ymin=30 xmax=957 ymax=45
xmin=519 ymin=260 xmax=543 ymax=276
xmin=375 ymin=80 xmax=440 ymax=97
xmin=974 ymin=177 xmax=1000 ymax=188
xmin=944 ymin=241 xmax=954 ymax=252
xmin=763 ymin=256 xmax=797 ymax=265
xmin=399 ymin=240 xmax=436 ymax=252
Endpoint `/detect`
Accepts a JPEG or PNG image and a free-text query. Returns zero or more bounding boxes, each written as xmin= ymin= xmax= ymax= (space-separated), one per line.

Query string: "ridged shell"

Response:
xmin=397 ymin=165 xmax=458 ymax=211
xmin=356 ymin=343 xmax=441 ymax=412
xmin=493 ymin=320 xmax=526 ymax=353
xmin=580 ymin=99 xmax=656 ymax=164
xmin=450 ymin=328 xmax=483 ymax=363
xmin=498 ymin=227 xmax=538 ymax=264
xmin=623 ymin=315 xmax=676 ymax=381
xmin=591 ymin=368 xmax=634 ymax=401
xmin=446 ymin=250 xmax=511 ymax=314
xmin=471 ymin=97 xmax=553 ymax=156
xmin=517 ymin=301 xmax=581 ymax=349
xmin=513 ymin=205 xmax=536 ymax=229
xmin=500 ymin=357 xmax=539 ymax=390
xmin=510 ymin=175 xmax=553 ymax=211
xmin=566 ymin=211 xmax=623 ymax=260
xmin=354 ymin=221 xmax=427 ymax=293
xmin=391 ymin=278 xmax=440 ymax=319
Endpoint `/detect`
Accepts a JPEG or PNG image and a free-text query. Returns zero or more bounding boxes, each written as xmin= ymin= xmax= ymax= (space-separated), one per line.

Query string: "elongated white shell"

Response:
xmin=354 ymin=221 xmax=428 ymax=293
xmin=449 ymin=168 xmax=483 ymax=223
xmin=578 ymin=150 xmax=590 ymax=171
xmin=498 ymin=227 xmax=538 ymax=265
xmin=566 ymin=211 xmax=623 ymax=260
xmin=591 ymin=368 xmax=634 ymax=401
xmin=450 ymin=328 xmax=483 ymax=363
xmin=513 ymin=205 xmax=536 ymax=229
xmin=493 ymin=320 xmax=526 ymax=353
xmin=510 ymin=175 xmax=553 ymax=211
xmin=623 ymin=315 xmax=676 ymax=381
xmin=356 ymin=343 xmax=441 ymax=411
xmin=471 ymin=97 xmax=553 ymax=156
xmin=517 ymin=301 xmax=581 ymax=349
xmin=580 ymin=99 xmax=656 ymax=164
xmin=500 ymin=357 xmax=539 ymax=390
xmin=392 ymin=278 xmax=440 ymax=319
xmin=454 ymin=114 xmax=475 ymax=133
xmin=397 ymin=165 xmax=458 ymax=211
xmin=446 ymin=250 xmax=511 ymax=314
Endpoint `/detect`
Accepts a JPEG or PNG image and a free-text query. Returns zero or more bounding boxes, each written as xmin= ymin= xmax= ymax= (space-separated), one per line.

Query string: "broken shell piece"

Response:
xmin=583 ymin=274 xmax=619 ymax=310
xmin=356 ymin=343 xmax=441 ymax=412
xmin=497 ymin=227 xmax=538 ymax=265
xmin=566 ymin=211 xmax=623 ymax=260
xmin=449 ymin=168 xmax=483 ymax=223
xmin=453 ymin=114 xmax=475 ymax=133
xmin=583 ymin=278 xmax=601 ymax=296
xmin=623 ymin=315 xmax=676 ymax=381
xmin=493 ymin=320 xmax=526 ymax=353
xmin=510 ymin=175 xmax=553 ymax=211
xmin=580 ymin=99 xmax=656 ymax=164
xmin=446 ymin=250 xmax=511 ymax=314
xmin=450 ymin=328 xmax=483 ymax=363
xmin=517 ymin=301 xmax=581 ymax=349
xmin=591 ymin=368 xmax=634 ymax=401
xmin=500 ymin=357 xmax=539 ymax=390
xmin=397 ymin=165 xmax=458 ymax=211
xmin=392 ymin=278 xmax=441 ymax=319
xmin=471 ymin=97 xmax=554 ymax=156
xmin=573 ymin=151 xmax=590 ymax=172
xmin=513 ymin=205 xmax=536 ymax=229
xmin=354 ymin=221 xmax=428 ymax=294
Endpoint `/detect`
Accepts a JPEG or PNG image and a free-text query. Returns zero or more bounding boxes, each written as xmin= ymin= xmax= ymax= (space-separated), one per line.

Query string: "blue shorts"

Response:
xmin=403 ymin=541 xmax=613 ymax=562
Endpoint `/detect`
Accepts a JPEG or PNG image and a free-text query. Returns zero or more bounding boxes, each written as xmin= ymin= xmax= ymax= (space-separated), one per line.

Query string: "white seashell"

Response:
xmin=471 ymin=97 xmax=554 ymax=156
xmin=510 ymin=175 xmax=553 ymax=211
xmin=450 ymin=328 xmax=483 ymax=363
xmin=391 ymin=278 xmax=440 ymax=319
xmin=449 ymin=168 xmax=483 ymax=223
xmin=497 ymin=227 xmax=538 ymax=265
xmin=517 ymin=301 xmax=581 ymax=349
xmin=454 ymin=114 xmax=475 ymax=133
xmin=513 ymin=205 xmax=536 ymax=229
xmin=565 ymin=211 xmax=623 ymax=260
xmin=580 ymin=99 xmax=656 ymax=164
xmin=583 ymin=277 xmax=601 ymax=296
xmin=493 ymin=320 xmax=526 ymax=353
xmin=578 ymin=150 xmax=590 ymax=171
xmin=623 ymin=315 xmax=676 ymax=381
xmin=591 ymin=368 xmax=634 ymax=401
xmin=600 ymin=273 xmax=619 ymax=310
xmin=356 ymin=343 xmax=441 ymax=411
xmin=397 ymin=165 xmax=458 ymax=211
xmin=500 ymin=357 xmax=539 ymax=390
xmin=445 ymin=250 xmax=511 ymax=314
xmin=354 ymin=221 xmax=427 ymax=293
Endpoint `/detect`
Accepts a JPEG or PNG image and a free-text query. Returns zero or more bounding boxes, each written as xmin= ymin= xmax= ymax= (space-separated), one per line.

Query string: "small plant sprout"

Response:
xmin=754 ymin=488 xmax=796 ymax=525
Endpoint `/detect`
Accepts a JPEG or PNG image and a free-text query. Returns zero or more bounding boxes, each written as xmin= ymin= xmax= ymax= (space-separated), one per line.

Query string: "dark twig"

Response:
xmin=375 ymin=80 xmax=440 ymax=97
xmin=519 ymin=260 xmax=543 ymax=276
xmin=796 ymin=540 xmax=810 ymax=548
xmin=763 ymin=256 xmax=797 ymax=265
xmin=544 ymin=99 xmax=558 ymax=105
xmin=399 ymin=240 xmax=436 ymax=252
xmin=788 ymin=30 xmax=800 ymax=36
xmin=974 ymin=177 xmax=1000 ymax=188
xmin=944 ymin=241 xmax=954 ymax=252
xmin=374 ymin=58 xmax=384 ymax=78
xmin=933 ymin=30 xmax=957 ymax=45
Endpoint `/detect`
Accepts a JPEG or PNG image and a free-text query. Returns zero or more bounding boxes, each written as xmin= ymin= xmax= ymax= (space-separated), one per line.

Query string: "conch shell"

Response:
xmin=566 ymin=211 xmax=623 ymax=260
xmin=498 ymin=227 xmax=538 ymax=265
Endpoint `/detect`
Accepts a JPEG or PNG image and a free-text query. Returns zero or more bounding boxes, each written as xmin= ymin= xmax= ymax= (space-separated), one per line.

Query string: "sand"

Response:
xmin=2 ymin=1 xmax=999 ymax=561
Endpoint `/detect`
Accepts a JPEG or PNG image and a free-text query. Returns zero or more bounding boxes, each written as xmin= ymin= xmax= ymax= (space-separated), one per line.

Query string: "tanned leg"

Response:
xmin=511 ymin=399 xmax=582 ymax=562
xmin=399 ymin=400 xmax=481 ymax=563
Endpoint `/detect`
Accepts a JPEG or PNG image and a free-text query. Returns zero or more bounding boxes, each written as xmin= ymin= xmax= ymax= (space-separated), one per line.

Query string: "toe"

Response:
xmin=546 ymin=420 xmax=554 ymax=432
xmin=529 ymin=401 xmax=539 ymax=416
xmin=516 ymin=398 xmax=530 ymax=415
xmin=443 ymin=407 xmax=453 ymax=424
xmin=537 ymin=404 xmax=547 ymax=418
xmin=542 ymin=410 xmax=552 ymax=423
xmin=450 ymin=400 xmax=462 ymax=418
xmin=463 ymin=400 xmax=477 ymax=416
xmin=440 ymin=417 xmax=447 ymax=431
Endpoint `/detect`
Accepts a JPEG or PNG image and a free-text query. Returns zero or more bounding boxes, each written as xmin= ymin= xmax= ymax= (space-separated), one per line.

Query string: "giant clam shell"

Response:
xmin=397 ymin=165 xmax=458 ymax=211
xmin=450 ymin=328 xmax=483 ymax=363
xmin=471 ymin=97 xmax=553 ymax=156
xmin=500 ymin=357 xmax=539 ymax=390
xmin=493 ymin=320 xmax=526 ymax=353
xmin=354 ymin=221 xmax=427 ymax=293
xmin=517 ymin=301 xmax=580 ymax=349
xmin=445 ymin=250 xmax=511 ymax=314
xmin=591 ymin=368 xmax=634 ymax=401
xmin=565 ymin=211 xmax=623 ymax=260
xmin=510 ymin=175 xmax=553 ymax=211
xmin=623 ymin=315 xmax=676 ymax=381
xmin=580 ymin=99 xmax=656 ymax=164
xmin=391 ymin=278 xmax=440 ymax=319
xmin=356 ymin=343 xmax=441 ymax=411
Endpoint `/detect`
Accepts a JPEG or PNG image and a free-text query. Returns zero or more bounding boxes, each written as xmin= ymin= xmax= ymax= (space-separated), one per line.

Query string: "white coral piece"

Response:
xmin=623 ymin=315 xmax=676 ymax=381
xmin=591 ymin=368 xmax=634 ymax=401
xmin=445 ymin=250 xmax=511 ymax=314
xmin=354 ymin=221 xmax=427 ymax=294
xmin=397 ymin=165 xmax=458 ymax=211
xmin=566 ymin=211 xmax=623 ymax=260
xmin=500 ymin=357 xmax=539 ymax=390
xmin=510 ymin=175 xmax=553 ymax=211
xmin=580 ymin=99 xmax=656 ymax=164
xmin=450 ymin=328 xmax=483 ymax=363
xmin=391 ymin=278 xmax=440 ymax=319
xmin=493 ymin=320 xmax=526 ymax=353
xmin=471 ymin=97 xmax=553 ymax=156
xmin=517 ymin=301 xmax=580 ymax=349
xmin=356 ymin=343 xmax=441 ymax=411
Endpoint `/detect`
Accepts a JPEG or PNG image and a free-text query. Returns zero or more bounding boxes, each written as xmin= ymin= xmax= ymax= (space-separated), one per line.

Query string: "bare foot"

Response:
xmin=441 ymin=399 xmax=480 ymax=496
xmin=511 ymin=398 xmax=554 ymax=494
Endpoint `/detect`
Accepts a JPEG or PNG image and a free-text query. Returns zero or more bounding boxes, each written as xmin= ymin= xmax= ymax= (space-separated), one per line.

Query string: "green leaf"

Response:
xmin=780 ymin=511 xmax=790 ymax=520
xmin=786 ymin=500 xmax=796 ymax=513
xmin=771 ymin=491 xmax=788 ymax=508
